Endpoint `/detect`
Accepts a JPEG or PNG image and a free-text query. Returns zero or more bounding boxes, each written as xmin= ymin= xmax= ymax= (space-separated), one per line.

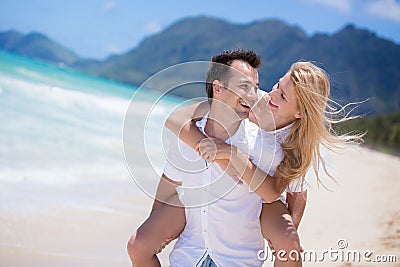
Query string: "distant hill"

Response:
xmin=74 ymin=17 xmax=310 ymax=99
xmin=74 ymin=16 xmax=400 ymax=114
xmin=2 ymin=16 xmax=400 ymax=114
xmin=0 ymin=30 xmax=79 ymax=65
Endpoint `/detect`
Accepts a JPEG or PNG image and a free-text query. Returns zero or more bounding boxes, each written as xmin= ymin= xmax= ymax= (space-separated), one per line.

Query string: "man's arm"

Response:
xmin=286 ymin=190 xmax=307 ymax=230
xmin=165 ymin=101 xmax=209 ymax=148
xmin=153 ymin=102 xmax=207 ymax=212
xmin=151 ymin=174 xmax=182 ymax=214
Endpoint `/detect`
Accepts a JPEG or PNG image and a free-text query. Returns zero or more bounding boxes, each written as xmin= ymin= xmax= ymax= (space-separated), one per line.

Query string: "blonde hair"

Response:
xmin=276 ymin=61 xmax=362 ymax=192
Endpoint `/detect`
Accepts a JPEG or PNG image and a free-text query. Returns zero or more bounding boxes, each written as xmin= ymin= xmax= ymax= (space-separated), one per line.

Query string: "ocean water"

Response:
xmin=0 ymin=50 xmax=183 ymax=187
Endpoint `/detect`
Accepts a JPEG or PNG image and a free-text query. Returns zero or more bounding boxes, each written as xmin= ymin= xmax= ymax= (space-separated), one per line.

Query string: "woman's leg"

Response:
xmin=127 ymin=203 xmax=186 ymax=267
xmin=260 ymin=201 xmax=302 ymax=267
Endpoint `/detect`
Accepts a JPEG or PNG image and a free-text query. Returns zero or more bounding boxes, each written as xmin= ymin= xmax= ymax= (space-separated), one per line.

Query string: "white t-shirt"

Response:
xmin=164 ymin=115 xmax=264 ymax=267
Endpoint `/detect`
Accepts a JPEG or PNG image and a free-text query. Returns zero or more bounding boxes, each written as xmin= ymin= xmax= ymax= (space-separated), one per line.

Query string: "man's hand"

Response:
xmin=287 ymin=191 xmax=307 ymax=230
xmin=156 ymin=236 xmax=175 ymax=254
xmin=267 ymin=238 xmax=304 ymax=254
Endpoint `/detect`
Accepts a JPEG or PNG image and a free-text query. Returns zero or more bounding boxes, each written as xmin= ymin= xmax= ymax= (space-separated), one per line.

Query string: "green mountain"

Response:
xmin=284 ymin=24 xmax=400 ymax=115
xmin=0 ymin=30 xmax=79 ymax=65
xmin=75 ymin=16 xmax=400 ymax=114
xmin=74 ymin=17 xmax=309 ymax=98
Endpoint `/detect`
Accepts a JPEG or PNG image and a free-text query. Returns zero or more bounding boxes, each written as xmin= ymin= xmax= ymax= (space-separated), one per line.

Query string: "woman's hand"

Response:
xmin=196 ymin=138 xmax=243 ymax=184
xmin=249 ymin=93 xmax=275 ymax=131
xmin=195 ymin=137 xmax=235 ymax=163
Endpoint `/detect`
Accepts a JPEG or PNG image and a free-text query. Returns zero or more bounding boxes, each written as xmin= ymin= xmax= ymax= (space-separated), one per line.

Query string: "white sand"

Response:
xmin=0 ymin=147 xmax=399 ymax=267
xmin=297 ymin=147 xmax=400 ymax=267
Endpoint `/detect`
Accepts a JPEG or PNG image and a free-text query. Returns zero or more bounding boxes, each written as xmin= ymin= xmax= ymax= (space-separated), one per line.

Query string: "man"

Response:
xmin=128 ymin=49 xmax=305 ymax=266
xmin=165 ymin=50 xmax=264 ymax=266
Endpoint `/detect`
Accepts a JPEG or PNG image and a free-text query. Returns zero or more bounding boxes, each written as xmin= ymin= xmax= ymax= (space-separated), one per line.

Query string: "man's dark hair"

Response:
xmin=206 ymin=49 xmax=261 ymax=99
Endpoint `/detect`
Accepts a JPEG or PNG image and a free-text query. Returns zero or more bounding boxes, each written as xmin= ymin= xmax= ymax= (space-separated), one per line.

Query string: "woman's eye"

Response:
xmin=281 ymin=93 xmax=286 ymax=100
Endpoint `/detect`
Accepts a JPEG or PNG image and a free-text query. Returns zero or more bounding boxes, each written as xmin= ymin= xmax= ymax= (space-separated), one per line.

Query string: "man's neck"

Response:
xmin=204 ymin=105 xmax=242 ymax=140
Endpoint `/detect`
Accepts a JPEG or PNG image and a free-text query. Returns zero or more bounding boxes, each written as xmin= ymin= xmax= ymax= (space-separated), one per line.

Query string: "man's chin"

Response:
xmin=237 ymin=111 xmax=250 ymax=120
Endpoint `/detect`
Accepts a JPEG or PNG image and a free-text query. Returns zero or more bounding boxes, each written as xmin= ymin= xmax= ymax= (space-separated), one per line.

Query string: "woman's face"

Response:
xmin=250 ymin=71 xmax=302 ymax=130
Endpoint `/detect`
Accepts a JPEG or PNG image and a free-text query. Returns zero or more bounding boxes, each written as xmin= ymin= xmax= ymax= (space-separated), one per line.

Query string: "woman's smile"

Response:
xmin=268 ymin=100 xmax=278 ymax=109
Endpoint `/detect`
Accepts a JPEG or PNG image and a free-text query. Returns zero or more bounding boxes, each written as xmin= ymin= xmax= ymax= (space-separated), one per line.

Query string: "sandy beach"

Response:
xmin=1 ymin=147 xmax=399 ymax=267
xmin=296 ymin=147 xmax=400 ymax=267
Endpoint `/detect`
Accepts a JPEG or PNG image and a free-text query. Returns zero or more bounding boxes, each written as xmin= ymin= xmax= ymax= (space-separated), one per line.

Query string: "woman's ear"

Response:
xmin=294 ymin=111 xmax=302 ymax=119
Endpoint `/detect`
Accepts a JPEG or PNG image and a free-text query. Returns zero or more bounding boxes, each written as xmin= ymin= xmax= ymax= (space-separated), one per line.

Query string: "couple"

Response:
xmin=127 ymin=49 xmax=358 ymax=266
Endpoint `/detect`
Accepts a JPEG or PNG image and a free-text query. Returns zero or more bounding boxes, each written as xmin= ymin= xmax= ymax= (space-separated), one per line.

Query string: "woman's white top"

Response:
xmin=250 ymin=123 xmax=308 ymax=205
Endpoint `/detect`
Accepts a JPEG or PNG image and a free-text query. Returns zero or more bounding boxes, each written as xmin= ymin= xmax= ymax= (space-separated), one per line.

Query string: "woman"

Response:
xmin=127 ymin=61 xmax=361 ymax=267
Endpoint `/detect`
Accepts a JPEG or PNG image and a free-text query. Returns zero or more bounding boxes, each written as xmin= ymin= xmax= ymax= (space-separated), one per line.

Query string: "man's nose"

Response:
xmin=246 ymin=88 xmax=258 ymax=104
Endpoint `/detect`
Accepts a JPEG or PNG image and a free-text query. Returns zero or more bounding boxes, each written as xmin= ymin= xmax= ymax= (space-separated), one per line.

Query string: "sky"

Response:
xmin=1 ymin=0 xmax=399 ymax=59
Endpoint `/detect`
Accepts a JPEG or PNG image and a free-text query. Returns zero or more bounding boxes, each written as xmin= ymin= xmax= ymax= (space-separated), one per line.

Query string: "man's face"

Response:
xmin=215 ymin=60 xmax=259 ymax=120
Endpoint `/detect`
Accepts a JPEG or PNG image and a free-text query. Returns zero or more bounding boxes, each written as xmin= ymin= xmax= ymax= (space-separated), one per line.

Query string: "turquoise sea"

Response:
xmin=0 ymin=50 xmax=187 ymax=266
xmin=0 ymin=50 xmax=185 ymax=186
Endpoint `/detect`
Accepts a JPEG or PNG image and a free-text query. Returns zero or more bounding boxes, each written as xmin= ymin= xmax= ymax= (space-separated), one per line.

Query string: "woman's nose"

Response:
xmin=269 ymin=88 xmax=278 ymax=97
xmin=269 ymin=89 xmax=276 ymax=97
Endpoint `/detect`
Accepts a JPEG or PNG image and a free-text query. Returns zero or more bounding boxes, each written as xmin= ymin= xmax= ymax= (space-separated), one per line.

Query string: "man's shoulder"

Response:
xmin=229 ymin=119 xmax=259 ymax=150
xmin=243 ymin=119 xmax=259 ymax=137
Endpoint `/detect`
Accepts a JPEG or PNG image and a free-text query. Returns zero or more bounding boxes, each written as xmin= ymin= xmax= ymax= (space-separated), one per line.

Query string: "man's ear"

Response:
xmin=212 ymin=80 xmax=223 ymax=95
